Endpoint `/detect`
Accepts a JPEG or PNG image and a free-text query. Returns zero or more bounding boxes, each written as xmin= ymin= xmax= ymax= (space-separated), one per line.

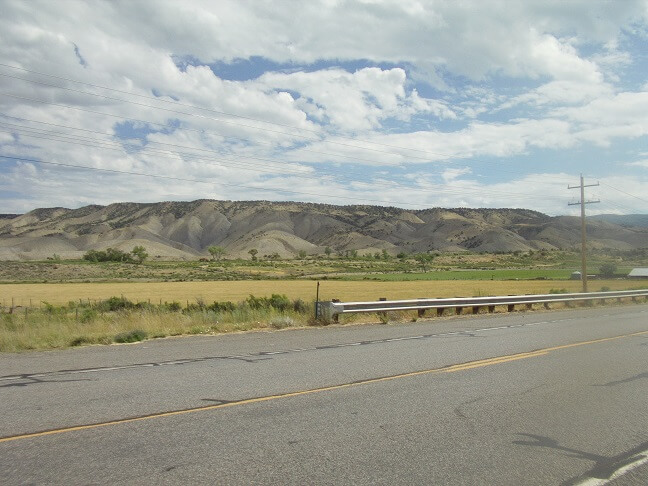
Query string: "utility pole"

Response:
xmin=568 ymin=174 xmax=599 ymax=292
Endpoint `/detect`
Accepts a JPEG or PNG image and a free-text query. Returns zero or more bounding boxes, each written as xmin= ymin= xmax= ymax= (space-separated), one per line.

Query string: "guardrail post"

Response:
xmin=472 ymin=306 xmax=480 ymax=314
xmin=488 ymin=305 xmax=495 ymax=313
xmin=525 ymin=303 xmax=533 ymax=311
xmin=455 ymin=306 xmax=463 ymax=315
xmin=378 ymin=297 xmax=387 ymax=320
xmin=543 ymin=302 xmax=550 ymax=309
xmin=507 ymin=304 xmax=515 ymax=312
xmin=331 ymin=299 xmax=340 ymax=322
xmin=437 ymin=308 xmax=444 ymax=317
xmin=417 ymin=298 xmax=426 ymax=318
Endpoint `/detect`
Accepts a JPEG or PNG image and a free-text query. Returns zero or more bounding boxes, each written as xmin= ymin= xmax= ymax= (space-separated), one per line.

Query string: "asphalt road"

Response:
xmin=1 ymin=305 xmax=647 ymax=485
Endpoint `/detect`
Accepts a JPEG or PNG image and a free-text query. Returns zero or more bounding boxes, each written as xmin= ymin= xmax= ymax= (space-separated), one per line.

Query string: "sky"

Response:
xmin=0 ymin=0 xmax=647 ymax=216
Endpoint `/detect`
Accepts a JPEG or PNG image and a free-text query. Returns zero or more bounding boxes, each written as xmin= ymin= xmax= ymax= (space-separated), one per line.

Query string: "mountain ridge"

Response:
xmin=0 ymin=200 xmax=646 ymax=260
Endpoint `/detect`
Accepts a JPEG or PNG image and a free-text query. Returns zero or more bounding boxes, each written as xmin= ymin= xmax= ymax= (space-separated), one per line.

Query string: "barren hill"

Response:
xmin=0 ymin=200 xmax=646 ymax=260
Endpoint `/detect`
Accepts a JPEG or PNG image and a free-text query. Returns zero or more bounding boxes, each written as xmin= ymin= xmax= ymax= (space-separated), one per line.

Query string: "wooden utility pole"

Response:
xmin=568 ymin=174 xmax=599 ymax=292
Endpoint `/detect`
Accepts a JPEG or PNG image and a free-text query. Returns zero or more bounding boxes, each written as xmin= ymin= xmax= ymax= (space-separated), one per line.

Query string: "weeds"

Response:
xmin=114 ymin=329 xmax=148 ymax=343
xmin=0 ymin=294 xmax=313 ymax=352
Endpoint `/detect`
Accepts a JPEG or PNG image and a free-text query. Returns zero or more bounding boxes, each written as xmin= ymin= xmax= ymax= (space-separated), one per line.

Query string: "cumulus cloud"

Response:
xmin=0 ymin=0 xmax=647 ymax=215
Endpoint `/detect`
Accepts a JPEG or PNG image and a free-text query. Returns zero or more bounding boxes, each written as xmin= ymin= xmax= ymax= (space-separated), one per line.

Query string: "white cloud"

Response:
xmin=0 ymin=0 xmax=647 ymax=216
xmin=627 ymin=159 xmax=648 ymax=168
xmin=254 ymin=67 xmax=454 ymax=132
xmin=442 ymin=167 xmax=472 ymax=182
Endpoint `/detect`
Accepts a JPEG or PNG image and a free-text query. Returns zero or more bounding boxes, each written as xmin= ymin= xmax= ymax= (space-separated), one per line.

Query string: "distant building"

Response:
xmin=570 ymin=271 xmax=582 ymax=280
xmin=628 ymin=268 xmax=648 ymax=279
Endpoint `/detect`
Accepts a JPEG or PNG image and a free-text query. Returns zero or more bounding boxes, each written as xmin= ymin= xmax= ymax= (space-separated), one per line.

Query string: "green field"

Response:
xmin=341 ymin=269 xmax=576 ymax=281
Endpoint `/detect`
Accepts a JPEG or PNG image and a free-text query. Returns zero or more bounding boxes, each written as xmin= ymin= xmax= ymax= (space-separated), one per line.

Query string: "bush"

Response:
xmin=80 ymin=308 xmax=97 ymax=323
xmin=292 ymin=298 xmax=309 ymax=313
xmin=114 ymin=329 xmax=148 ymax=343
xmin=269 ymin=316 xmax=294 ymax=329
xmin=96 ymin=296 xmax=134 ymax=312
xmin=245 ymin=294 xmax=291 ymax=312
xmin=549 ymin=288 xmax=569 ymax=294
xmin=208 ymin=301 xmax=236 ymax=313
xmin=268 ymin=294 xmax=291 ymax=312
xmin=162 ymin=301 xmax=182 ymax=312
xmin=70 ymin=336 xmax=93 ymax=346
xmin=83 ymin=247 xmax=134 ymax=263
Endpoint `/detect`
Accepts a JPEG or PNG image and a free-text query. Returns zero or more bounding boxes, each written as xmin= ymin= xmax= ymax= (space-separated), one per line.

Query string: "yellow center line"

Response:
xmin=1 ymin=329 xmax=647 ymax=444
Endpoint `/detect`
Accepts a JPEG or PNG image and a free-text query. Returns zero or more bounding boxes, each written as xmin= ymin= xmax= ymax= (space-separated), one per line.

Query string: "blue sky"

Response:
xmin=0 ymin=0 xmax=647 ymax=215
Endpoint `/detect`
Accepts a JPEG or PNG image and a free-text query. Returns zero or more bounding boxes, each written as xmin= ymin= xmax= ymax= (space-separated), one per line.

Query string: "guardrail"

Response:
xmin=316 ymin=289 xmax=648 ymax=323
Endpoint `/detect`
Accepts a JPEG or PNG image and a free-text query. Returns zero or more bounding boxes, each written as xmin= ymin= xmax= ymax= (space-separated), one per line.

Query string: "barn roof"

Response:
xmin=628 ymin=268 xmax=648 ymax=277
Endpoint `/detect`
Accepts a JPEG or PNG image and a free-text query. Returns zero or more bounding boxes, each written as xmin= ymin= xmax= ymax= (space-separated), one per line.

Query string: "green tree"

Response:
xmin=297 ymin=250 xmax=307 ymax=259
xmin=414 ymin=253 xmax=434 ymax=272
xmin=208 ymin=245 xmax=225 ymax=261
xmin=599 ymin=262 xmax=617 ymax=277
xmin=131 ymin=245 xmax=148 ymax=264
xmin=248 ymin=248 xmax=258 ymax=261
xmin=324 ymin=246 xmax=332 ymax=257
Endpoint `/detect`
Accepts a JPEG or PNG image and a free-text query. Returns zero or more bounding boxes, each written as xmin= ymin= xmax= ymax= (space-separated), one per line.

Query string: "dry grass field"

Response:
xmin=2 ymin=279 xmax=646 ymax=352
xmin=1 ymin=279 xmax=639 ymax=308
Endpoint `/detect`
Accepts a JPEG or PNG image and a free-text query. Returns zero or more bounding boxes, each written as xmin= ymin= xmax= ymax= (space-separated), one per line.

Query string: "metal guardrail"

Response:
xmin=316 ymin=289 xmax=648 ymax=322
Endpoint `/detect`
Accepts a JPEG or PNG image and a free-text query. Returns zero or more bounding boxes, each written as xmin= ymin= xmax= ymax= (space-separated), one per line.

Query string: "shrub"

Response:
xmin=70 ymin=336 xmax=93 ymax=347
xmin=269 ymin=316 xmax=294 ymax=329
xmin=268 ymin=294 xmax=291 ymax=312
xmin=80 ymin=308 xmax=97 ymax=323
xmin=549 ymin=288 xmax=569 ymax=294
xmin=97 ymin=296 xmax=134 ymax=312
xmin=163 ymin=301 xmax=182 ymax=312
xmin=208 ymin=301 xmax=236 ymax=313
xmin=292 ymin=298 xmax=309 ymax=313
xmin=245 ymin=294 xmax=291 ymax=311
xmin=114 ymin=329 xmax=148 ymax=343
xmin=83 ymin=248 xmax=134 ymax=263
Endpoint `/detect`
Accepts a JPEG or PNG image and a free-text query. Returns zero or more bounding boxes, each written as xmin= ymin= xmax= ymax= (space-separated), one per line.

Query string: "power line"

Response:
xmin=2 ymin=145 xmax=575 ymax=209
xmin=0 ymin=154 xmax=433 ymax=208
xmin=0 ymin=92 xmax=429 ymax=167
xmin=600 ymin=181 xmax=648 ymax=204
xmin=0 ymin=70 xmax=456 ymax=162
xmin=0 ymin=114 xmax=572 ymax=195
xmin=0 ymin=62 xmax=455 ymax=157
xmin=2 ymin=64 xmax=643 ymax=193
xmin=0 ymin=90 xmax=584 ymax=186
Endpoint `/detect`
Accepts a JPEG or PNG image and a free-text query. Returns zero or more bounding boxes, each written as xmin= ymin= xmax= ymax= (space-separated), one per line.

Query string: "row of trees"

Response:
xmin=82 ymin=245 xmax=437 ymax=267
xmin=209 ymin=245 xmax=439 ymax=266
xmin=83 ymin=246 xmax=148 ymax=264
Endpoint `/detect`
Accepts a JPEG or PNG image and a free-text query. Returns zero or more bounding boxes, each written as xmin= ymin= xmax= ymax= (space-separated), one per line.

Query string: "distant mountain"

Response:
xmin=0 ymin=214 xmax=20 ymax=220
xmin=589 ymin=214 xmax=648 ymax=228
xmin=0 ymin=200 xmax=646 ymax=260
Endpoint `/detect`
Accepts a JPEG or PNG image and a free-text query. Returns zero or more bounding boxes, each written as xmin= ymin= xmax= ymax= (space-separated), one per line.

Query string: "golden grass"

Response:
xmin=0 ymin=305 xmax=310 ymax=352
xmin=0 ymin=279 xmax=638 ymax=307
